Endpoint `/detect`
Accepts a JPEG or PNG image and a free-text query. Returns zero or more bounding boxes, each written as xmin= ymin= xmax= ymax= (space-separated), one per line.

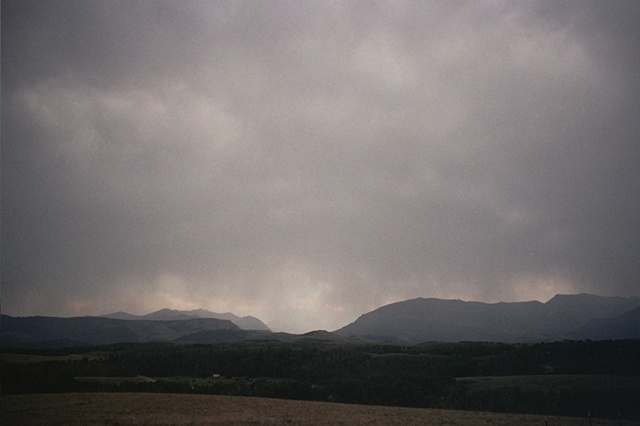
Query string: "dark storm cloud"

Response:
xmin=2 ymin=0 xmax=639 ymax=331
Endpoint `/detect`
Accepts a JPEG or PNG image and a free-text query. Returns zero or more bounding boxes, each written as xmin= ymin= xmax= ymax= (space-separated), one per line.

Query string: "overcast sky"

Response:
xmin=2 ymin=0 xmax=639 ymax=332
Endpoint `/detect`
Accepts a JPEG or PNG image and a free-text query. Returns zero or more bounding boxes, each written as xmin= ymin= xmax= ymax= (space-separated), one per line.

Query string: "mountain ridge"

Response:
xmin=2 ymin=294 xmax=638 ymax=348
xmin=0 ymin=315 xmax=238 ymax=348
xmin=101 ymin=308 xmax=270 ymax=331
xmin=334 ymin=294 xmax=640 ymax=344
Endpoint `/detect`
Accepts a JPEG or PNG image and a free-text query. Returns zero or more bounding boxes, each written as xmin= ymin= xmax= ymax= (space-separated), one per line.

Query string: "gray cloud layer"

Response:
xmin=3 ymin=1 xmax=639 ymax=332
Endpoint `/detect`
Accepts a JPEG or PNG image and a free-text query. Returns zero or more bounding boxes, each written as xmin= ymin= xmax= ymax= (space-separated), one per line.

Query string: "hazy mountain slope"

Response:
xmin=567 ymin=305 xmax=640 ymax=340
xmin=137 ymin=309 xmax=199 ymax=321
xmin=102 ymin=308 xmax=270 ymax=331
xmin=185 ymin=309 xmax=270 ymax=331
xmin=542 ymin=294 xmax=640 ymax=332
xmin=0 ymin=315 xmax=238 ymax=347
xmin=334 ymin=294 xmax=640 ymax=344
xmin=334 ymin=298 xmax=545 ymax=343
xmin=100 ymin=311 xmax=139 ymax=320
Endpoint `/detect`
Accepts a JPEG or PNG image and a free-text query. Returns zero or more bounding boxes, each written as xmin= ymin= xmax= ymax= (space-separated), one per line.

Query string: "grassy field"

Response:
xmin=2 ymin=393 xmax=636 ymax=425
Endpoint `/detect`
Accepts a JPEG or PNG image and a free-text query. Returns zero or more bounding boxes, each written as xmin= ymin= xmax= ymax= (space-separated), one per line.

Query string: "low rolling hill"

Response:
xmin=0 ymin=315 xmax=238 ymax=348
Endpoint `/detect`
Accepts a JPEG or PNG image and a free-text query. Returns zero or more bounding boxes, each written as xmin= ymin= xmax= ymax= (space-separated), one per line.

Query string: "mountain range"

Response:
xmin=101 ymin=308 xmax=270 ymax=331
xmin=334 ymin=293 xmax=640 ymax=344
xmin=1 ymin=294 xmax=638 ymax=348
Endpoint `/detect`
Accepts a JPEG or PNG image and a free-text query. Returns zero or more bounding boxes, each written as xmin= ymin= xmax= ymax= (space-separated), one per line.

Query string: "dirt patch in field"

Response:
xmin=1 ymin=393 xmax=632 ymax=425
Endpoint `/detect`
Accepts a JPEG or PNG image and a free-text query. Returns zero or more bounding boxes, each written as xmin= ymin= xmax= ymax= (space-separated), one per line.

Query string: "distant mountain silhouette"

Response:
xmin=101 ymin=308 xmax=270 ymax=331
xmin=0 ymin=315 xmax=238 ymax=348
xmin=334 ymin=294 xmax=640 ymax=344
xmin=567 ymin=305 xmax=640 ymax=340
xmin=3 ymin=294 xmax=638 ymax=348
xmin=543 ymin=293 xmax=640 ymax=331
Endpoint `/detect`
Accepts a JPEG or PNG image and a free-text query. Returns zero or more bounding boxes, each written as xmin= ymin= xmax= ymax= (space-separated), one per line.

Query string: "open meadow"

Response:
xmin=2 ymin=393 xmax=636 ymax=426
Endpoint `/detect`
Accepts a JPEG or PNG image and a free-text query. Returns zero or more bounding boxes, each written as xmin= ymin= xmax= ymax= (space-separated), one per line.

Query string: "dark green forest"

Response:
xmin=2 ymin=339 xmax=640 ymax=421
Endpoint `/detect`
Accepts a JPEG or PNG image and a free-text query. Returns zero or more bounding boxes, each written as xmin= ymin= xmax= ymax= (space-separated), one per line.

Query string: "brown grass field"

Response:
xmin=2 ymin=393 xmax=637 ymax=425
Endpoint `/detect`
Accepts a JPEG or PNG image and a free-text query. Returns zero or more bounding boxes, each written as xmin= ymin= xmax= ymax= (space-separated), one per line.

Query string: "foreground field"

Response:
xmin=4 ymin=340 xmax=640 ymax=420
xmin=2 ymin=393 xmax=635 ymax=425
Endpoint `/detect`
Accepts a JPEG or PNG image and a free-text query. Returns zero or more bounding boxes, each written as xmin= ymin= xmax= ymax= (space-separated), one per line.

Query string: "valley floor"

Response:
xmin=2 ymin=393 xmax=635 ymax=425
